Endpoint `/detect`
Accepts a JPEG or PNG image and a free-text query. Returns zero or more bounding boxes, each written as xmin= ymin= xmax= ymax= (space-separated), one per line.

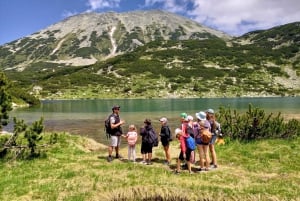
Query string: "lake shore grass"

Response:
xmin=0 ymin=133 xmax=299 ymax=201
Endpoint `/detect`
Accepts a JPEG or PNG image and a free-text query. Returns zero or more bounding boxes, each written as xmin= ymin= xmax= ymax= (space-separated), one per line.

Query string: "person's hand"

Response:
xmin=120 ymin=120 xmax=125 ymax=125
xmin=183 ymin=153 xmax=186 ymax=159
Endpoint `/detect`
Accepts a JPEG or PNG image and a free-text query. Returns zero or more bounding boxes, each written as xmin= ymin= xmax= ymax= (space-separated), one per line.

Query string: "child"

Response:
xmin=159 ymin=117 xmax=171 ymax=165
xmin=174 ymin=128 xmax=193 ymax=174
xmin=123 ymin=124 xmax=138 ymax=162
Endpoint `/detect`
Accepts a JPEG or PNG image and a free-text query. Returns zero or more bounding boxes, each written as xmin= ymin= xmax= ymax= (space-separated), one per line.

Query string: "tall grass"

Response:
xmin=0 ymin=133 xmax=299 ymax=201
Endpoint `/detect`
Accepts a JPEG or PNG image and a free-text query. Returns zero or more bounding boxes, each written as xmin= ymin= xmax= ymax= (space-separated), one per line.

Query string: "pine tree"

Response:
xmin=0 ymin=71 xmax=12 ymax=129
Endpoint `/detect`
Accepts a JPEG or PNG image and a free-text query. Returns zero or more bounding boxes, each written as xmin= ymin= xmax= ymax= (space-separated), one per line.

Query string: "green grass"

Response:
xmin=0 ymin=133 xmax=299 ymax=201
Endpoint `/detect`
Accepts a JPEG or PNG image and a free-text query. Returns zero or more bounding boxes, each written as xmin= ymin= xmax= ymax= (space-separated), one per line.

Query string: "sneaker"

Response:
xmin=174 ymin=170 xmax=180 ymax=174
xmin=189 ymin=171 xmax=194 ymax=175
xmin=181 ymin=163 xmax=188 ymax=170
xmin=147 ymin=162 xmax=153 ymax=165
xmin=204 ymin=168 xmax=210 ymax=171
xmin=140 ymin=160 xmax=147 ymax=164
xmin=107 ymin=156 xmax=113 ymax=162
xmin=211 ymin=164 xmax=218 ymax=169
xmin=163 ymin=161 xmax=170 ymax=166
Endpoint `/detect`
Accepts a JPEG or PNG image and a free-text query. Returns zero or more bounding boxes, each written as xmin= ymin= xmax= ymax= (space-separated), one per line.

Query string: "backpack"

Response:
xmin=104 ymin=114 xmax=113 ymax=137
xmin=201 ymin=130 xmax=212 ymax=144
xmin=186 ymin=136 xmax=196 ymax=150
xmin=167 ymin=126 xmax=173 ymax=141
xmin=186 ymin=125 xmax=195 ymax=138
xmin=146 ymin=129 xmax=158 ymax=147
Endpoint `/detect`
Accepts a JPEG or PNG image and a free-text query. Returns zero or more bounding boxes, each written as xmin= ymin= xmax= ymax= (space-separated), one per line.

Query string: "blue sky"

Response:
xmin=1 ymin=0 xmax=300 ymax=45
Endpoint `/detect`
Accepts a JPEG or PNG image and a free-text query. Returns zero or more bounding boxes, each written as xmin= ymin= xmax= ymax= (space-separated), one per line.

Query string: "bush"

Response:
xmin=217 ymin=104 xmax=300 ymax=141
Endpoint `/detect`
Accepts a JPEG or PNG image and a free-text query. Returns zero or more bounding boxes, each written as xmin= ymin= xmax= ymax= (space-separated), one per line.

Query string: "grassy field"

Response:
xmin=0 ymin=133 xmax=299 ymax=201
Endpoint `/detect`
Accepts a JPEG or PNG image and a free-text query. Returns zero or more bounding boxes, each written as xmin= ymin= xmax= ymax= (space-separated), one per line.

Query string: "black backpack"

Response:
xmin=146 ymin=129 xmax=158 ymax=147
xmin=104 ymin=114 xmax=113 ymax=138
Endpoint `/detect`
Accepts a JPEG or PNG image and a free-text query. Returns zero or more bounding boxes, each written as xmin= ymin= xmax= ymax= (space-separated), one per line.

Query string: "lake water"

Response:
xmin=4 ymin=97 xmax=300 ymax=144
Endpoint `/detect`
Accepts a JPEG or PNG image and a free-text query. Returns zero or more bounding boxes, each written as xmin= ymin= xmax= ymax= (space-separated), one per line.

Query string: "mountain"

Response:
xmin=0 ymin=10 xmax=299 ymax=99
xmin=0 ymin=10 xmax=230 ymax=70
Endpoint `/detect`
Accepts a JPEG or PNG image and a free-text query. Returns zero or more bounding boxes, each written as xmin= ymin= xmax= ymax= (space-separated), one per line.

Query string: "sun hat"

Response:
xmin=195 ymin=111 xmax=207 ymax=121
xmin=159 ymin=117 xmax=168 ymax=123
xmin=206 ymin=108 xmax=214 ymax=114
xmin=175 ymin=128 xmax=182 ymax=135
xmin=200 ymin=120 xmax=210 ymax=128
xmin=187 ymin=115 xmax=193 ymax=121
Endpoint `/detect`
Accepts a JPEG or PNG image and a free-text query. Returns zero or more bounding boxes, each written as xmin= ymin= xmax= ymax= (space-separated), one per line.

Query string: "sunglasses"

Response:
xmin=114 ymin=108 xmax=120 ymax=110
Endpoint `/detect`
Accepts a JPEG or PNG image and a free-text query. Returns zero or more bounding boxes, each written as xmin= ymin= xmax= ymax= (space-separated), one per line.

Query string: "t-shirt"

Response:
xmin=127 ymin=131 xmax=137 ymax=145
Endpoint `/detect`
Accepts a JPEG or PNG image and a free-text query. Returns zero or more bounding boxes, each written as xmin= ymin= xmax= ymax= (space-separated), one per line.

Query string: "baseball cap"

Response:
xmin=206 ymin=109 xmax=214 ymax=114
xmin=159 ymin=117 xmax=168 ymax=123
xmin=112 ymin=105 xmax=120 ymax=110
xmin=175 ymin=128 xmax=182 ymax=135
xmin=187 ymin=115 xmax=193 ymax=121
xmin=180 ymin=112 xmax=187 ymax=119
xmin=195 ymin=111 xmax=206 ymax=121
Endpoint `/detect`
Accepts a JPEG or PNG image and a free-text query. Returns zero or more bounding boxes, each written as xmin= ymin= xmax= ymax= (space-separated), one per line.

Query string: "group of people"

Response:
xmin=105 ymin=105 xmax=221 ymax=174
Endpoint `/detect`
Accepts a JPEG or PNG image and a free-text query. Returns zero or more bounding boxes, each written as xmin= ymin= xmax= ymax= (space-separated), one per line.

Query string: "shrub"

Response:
xmin=217 ymin=104 xmax=300 ymax=141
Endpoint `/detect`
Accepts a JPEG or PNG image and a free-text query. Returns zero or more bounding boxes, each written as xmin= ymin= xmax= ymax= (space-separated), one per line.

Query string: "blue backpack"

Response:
xmin=186 ymin=136 xmax=196 ymax=150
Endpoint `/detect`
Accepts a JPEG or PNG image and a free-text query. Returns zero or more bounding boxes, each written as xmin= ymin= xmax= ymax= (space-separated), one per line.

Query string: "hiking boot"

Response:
xmin=107 ymin=156 xmax=113 ymax=162
xmin=115 ymin=154 xmax=123 ymax=159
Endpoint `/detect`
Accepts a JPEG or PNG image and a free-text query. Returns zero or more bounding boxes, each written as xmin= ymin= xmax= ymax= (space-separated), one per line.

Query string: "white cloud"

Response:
xmin=188 ymin=0 xmax=300 ymax=36
xmin=86 ymin=0 xmax=121 ymax=12
xmin=145 ymin=0 xmax=300 ymax=36
xmin=62 ymin=10 xmax=78 ymax=18
xmin=145 ymin=0 xmax=192 ymax=13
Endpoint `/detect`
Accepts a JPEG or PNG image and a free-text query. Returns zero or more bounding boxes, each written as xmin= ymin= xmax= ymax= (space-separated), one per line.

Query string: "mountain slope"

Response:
xmin=0 ymin=11 xmax=299 ymax=99
xmin=0 ymin=10 xmax=230 ymax=70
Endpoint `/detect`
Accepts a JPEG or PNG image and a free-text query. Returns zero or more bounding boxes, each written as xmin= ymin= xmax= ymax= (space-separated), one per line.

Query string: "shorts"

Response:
xmin=141 ymin=142 xmax=153 ymax=154
xmin=210 ymin=134 xmax=217 ymax=145
xmin=179 ymin=148 xmax=192 ymax=161
xmin=161 ymin=139 xmax=170 ymax=147
xmin=110 ymin=135 xmax=121 ymax=147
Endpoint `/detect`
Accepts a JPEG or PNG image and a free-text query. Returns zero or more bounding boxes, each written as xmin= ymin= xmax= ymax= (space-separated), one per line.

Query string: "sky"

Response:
xmin=1 ymin=0 xmax=300 ymax=45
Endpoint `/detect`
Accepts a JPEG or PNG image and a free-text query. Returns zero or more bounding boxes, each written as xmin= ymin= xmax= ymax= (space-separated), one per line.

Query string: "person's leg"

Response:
xmin=199 ymin=145 xmax=205 ymax=169
xmin=204 ymin=145 xmax=210 ymax=170
xmin=128 ymin=145 xmax=131 ymax=160
xmin=132 ymin=145 xmax=136 ymax=162
xmin=176 ymin=151 xmax=184 ymax=173
xmin=186 ymin=149 xmax=192 ymax=173
xmin=115 ymin=136 xmax=121 ymax=158
xmin=209 ymin=144 xmax=217 ymax=167
xmin=164 ymin=145 xmax=170 ymax=163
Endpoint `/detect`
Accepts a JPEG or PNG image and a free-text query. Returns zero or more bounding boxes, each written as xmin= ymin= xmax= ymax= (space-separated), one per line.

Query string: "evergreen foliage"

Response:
xmin=0 ymin=72 xmax=12 ymax=128
xmin=217 ymin=104 xmax=300 ymax=141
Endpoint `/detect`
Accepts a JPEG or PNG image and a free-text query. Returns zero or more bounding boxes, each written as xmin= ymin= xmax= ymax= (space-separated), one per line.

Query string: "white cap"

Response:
xmin=159 ymin=117 xmax=168 ymax=123
xmin=187 ymin=115 xmax=193 ymax=121
xmin=175 ymin=128 xmax=182 ymax=135
xmin=206 ymin=109 xmax=214 ymax=114
xmin=195 ymin=111 xmax=207 ymax=121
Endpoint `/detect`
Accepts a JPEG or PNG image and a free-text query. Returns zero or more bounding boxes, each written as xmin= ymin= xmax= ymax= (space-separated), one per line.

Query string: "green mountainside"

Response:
xmin=0 ymin=11 xmax=299 ymax=99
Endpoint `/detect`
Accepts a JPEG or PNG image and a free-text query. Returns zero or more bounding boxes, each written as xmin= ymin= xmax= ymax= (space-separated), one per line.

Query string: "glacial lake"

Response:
xmin=5 ymin=97 xmax=300 ymax=144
